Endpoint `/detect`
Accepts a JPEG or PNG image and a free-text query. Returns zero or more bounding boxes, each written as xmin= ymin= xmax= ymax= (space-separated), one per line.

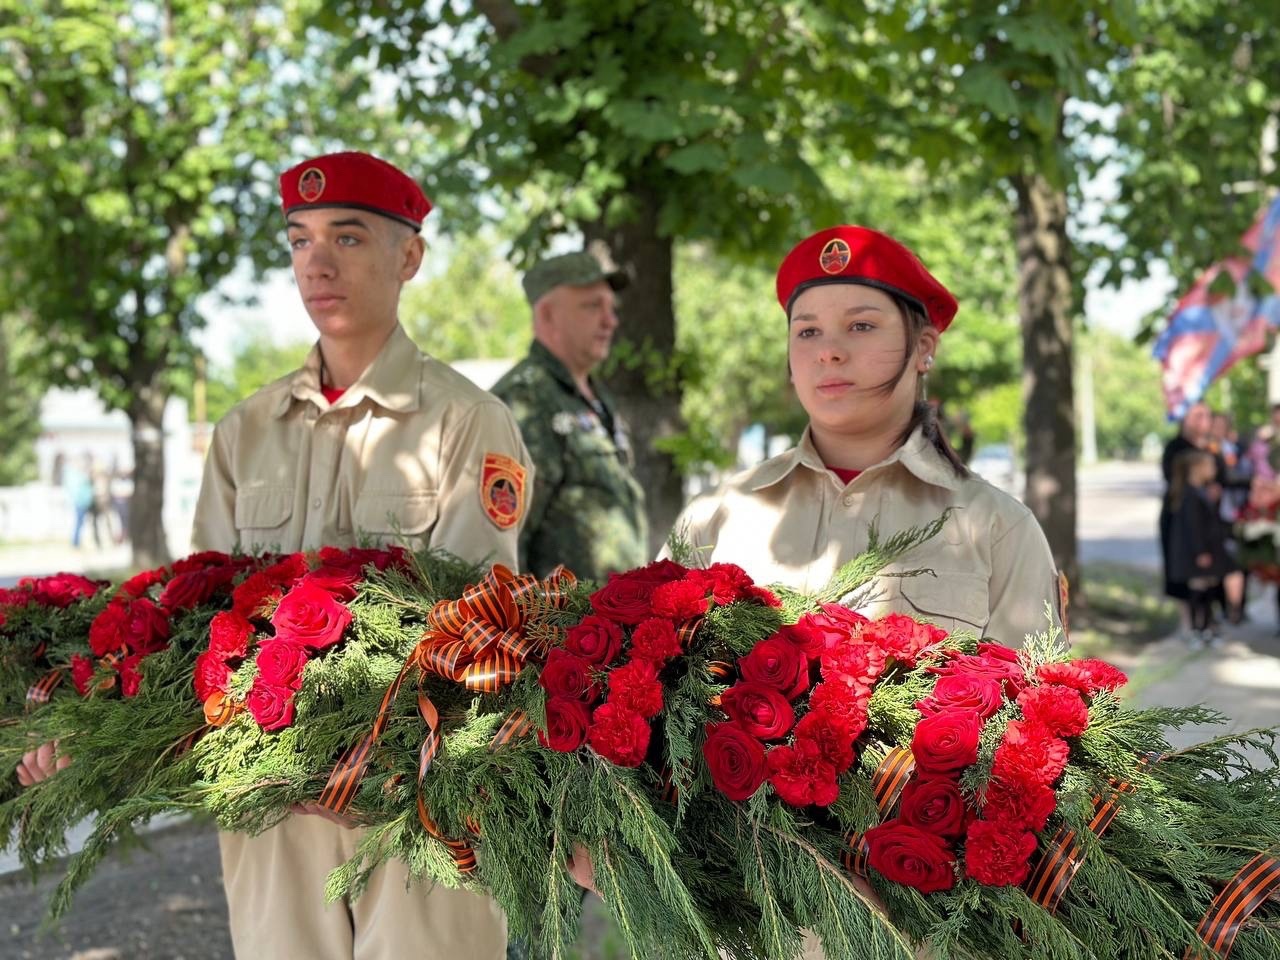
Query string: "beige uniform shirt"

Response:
xmin=192 ymin=323 xmax=532 ymax=561
xmin=673 ymin=426 xmax=1061 ymax=648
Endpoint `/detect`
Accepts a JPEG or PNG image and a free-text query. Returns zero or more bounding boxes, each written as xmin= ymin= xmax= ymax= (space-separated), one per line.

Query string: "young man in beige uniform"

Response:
xmin=192 ymin=151 xmax=530 ymax=959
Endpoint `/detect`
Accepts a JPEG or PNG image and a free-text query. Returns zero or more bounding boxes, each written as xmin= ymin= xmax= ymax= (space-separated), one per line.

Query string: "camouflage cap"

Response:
xmin=522 ymin=252 xmax=628 ymax=305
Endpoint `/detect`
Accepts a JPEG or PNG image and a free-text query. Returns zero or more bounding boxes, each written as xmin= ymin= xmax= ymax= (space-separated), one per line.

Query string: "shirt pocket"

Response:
xmin=894 ymin=571 xmax=990 ymax=636
xmin=352 ymin=491 xmax=438 ymax=540
xmin=234 ymin=486 xmax=294 ymax=552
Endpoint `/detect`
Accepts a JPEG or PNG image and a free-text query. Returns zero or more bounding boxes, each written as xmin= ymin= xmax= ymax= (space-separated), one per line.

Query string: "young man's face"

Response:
xmin=285 ymin=209 xmax=424 ymax=341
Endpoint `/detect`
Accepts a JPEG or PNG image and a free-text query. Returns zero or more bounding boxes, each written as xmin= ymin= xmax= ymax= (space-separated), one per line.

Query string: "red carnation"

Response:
xmin=819 ymin=641 xmax=887 ymax=692
xmin=539 ymin=696 xmax=592 ymax=752
xmin=807 ymin=681 xmax=870 ymax=739
xmin=720 ymin=681 xmax=795 ymax=740
xmin=863 ymin=820 xmax=956 ymax=893
xmin=170 ymin=551 xmax=234 ymax=575
xmin=318 ymin=546 xmax=407 ymax=574
xmin=1079 ymin=659 xmax=1128 ymax=693
xmin=627 ymin=559 xmax=689 ymax=585
xmin=864 ymin=613 xmax=948 ymax=667
xmin=606 ymin=659 xmax=664 ymax=718
xmin=898 ymin=775 xmax=970 ymax=839
xmin=744 ymin=585 xmax=782 ymax=608
xmin=982 ymin=773 xmax=1057 ymax=831
xmin=629 ymin=618 xmax=682 ymax=662
xmin=117 ymin=654 xmax=144 ymax=698
xmin=964 ymin=819 xmax=1038 ymax=887
xmin=246 ymin=679 xmax=295 ymax=731
xmin=121 ymin=567 xmax=168 ymax=598
xmin=992 ymin=720 xmax=1069 ymax=786
xmin=270 ymin=583 xmax=352 ymax=651
xmin=911 ymin=709 xmax=982 ymax=775
xmin=88 ymin=599 xmax=129 ymax=657
xmin=209 ymin=610 xmax=255 ymax=662
xmin=587 ymin=701 xmax=651 ymax=767
xmin=255 ymin=639 xmax=310 ymax=690
xmin=650 ymin=580 xmax=710 ymax=621
xmin=264 ymin=553 xmax=311 ymax=584
xmin=121 ymin=598 xmax=171 ymax=656
xmin=538 ymin=648 xmax=600 ymax=702
xmin=563 ymin=615 xmax=624 ymax=666
xmin=299 ymin=565 xmax=361 ymax=602
xmin=793 ymin=708 xmax=856 ymax=772
xmin=29 ymin=573 xmax=101 ymax=608
xmin=702 ymin=722 xmax=768 ymax=802
xmin=766 ymin=739 xmax=840 ymax=808
xmin=685 ymin=563 xmax=754 ymax=605
xmin=194 ymin=650 xmax=233 ymax=702
xmin=740 ymin=634 xmax=811 ymax=700
xmin=917 ymin=674 xmax=1006 ymax=720
xmin=159 ymin=566 xmax=236 ymax=612
xmin=1039 ymin=658 xmax=1127 ymax=695
xmin=70 ymin=653 xmax=96 ymax=696
xmin=232 ymin=572 xmax=285 ymax=620
xmin=1017 ymin=684 xmax=1089 ymax=738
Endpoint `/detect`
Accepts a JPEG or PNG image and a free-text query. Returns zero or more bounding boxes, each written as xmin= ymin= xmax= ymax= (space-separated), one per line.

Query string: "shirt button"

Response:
xmin=312 ymin=498 xmax=322 ymax=509
xmin=843 ymin=495 xmax=855 ymax=506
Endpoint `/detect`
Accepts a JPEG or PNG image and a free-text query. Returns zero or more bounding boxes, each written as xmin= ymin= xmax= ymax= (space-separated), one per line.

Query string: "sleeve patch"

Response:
xmin=481 ymin=452 xmax=527 ymax=530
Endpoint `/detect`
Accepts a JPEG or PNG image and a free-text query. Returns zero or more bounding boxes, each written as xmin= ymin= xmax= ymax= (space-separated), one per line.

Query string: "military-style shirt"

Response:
xmin=669 ymin=425 xmax=1061 ymax=649
xmin=490 ymin=340 xmax=647 ymax=582
xmin=192 ymin=323 xmax=533 ymax=562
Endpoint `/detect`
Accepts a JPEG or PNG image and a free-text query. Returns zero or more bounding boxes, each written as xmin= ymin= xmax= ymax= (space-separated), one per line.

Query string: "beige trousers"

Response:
xmin=219 ymin=815 xmax=507 ymax=960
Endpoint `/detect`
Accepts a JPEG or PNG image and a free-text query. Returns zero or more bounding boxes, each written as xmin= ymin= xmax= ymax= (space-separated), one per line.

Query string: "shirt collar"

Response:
xmin=273 ymin=323 xmax=421 ymax=418
xmin=528 ymin=339 xmax=613 ymax=412
xmin=748 ymin=424 xmax=962 ymax=492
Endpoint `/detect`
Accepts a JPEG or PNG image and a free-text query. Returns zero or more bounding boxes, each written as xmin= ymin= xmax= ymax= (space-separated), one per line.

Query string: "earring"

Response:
xmin=924 ymin=356 xmax=934 ymax=369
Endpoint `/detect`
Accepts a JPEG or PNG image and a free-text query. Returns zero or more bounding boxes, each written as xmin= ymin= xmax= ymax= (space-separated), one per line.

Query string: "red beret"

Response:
xmin=279 ymin=151 xmax=432 ymax=230
xmin=775 ymin=225 xmax=958 ymax=332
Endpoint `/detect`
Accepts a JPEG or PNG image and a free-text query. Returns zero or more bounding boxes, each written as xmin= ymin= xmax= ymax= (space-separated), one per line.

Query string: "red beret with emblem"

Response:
xmin=775 ymin=225 xmax=958 ymax=332
xmin=279 ymin=151 xmax=432 ymax=230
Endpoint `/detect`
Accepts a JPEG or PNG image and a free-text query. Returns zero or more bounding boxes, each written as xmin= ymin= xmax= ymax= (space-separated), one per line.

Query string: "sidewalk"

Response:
xmin=0 ymin=541 xmax=133 ymax=584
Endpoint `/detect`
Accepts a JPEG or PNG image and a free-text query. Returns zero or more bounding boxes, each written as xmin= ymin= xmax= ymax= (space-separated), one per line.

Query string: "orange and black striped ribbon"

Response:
xmin=490 ymin=708 xmax=532 ymax=748
xmin=658 ymin=765 xmax=680 ymax=805
xmin=841 ymin=747 xmax=917 ymax=878
xmin=31 ymin=640 xmax=47 ymax=660
xmin=25 ymin=668 xmax=63 ymax=706
xmin=1184 ymin=853 xmax=1280 ymax=959
xmin=1024 ymin=773 xmax=1141 ymax=912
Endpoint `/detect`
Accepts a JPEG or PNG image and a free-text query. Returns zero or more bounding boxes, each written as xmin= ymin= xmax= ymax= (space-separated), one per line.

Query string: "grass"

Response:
xmin=1067 ymin=562 xmax=1180 ymax=660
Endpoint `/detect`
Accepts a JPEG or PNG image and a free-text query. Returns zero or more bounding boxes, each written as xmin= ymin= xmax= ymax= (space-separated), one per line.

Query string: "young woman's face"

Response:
xmin=788 ymin=283 xmax=936 ymax=434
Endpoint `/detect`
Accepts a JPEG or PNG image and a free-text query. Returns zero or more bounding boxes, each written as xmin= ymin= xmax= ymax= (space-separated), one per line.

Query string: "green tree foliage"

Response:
xmin=203 ymin=329 xmax=312 ymax=427
xmin=0 ymin=0 xmax=398 ymax=566
xmin=0 ymin=317 xmax=43 ymax=486
xmin=1079 ymin=328 xmax=1168 ymax=460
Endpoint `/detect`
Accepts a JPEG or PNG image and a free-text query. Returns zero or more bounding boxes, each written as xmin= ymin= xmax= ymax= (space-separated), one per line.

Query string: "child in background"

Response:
xmin=1167 ymin=449 xmax=1235 ymax=648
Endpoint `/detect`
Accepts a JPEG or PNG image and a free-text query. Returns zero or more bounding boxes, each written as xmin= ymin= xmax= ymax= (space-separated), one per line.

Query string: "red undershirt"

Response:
xmin=321 ymin=387 xmax=346 ymax=405
xmin=828 ymin=467 xmax=862 ymax=486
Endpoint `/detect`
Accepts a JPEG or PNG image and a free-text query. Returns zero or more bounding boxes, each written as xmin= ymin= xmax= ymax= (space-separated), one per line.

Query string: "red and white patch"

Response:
xmin=819 ymin=237 xmax=851 ymax=274
xmin=298 ymin=167 xmax=326 ymax=203
xmin=481 ymin=453 xmax=527 ymax=530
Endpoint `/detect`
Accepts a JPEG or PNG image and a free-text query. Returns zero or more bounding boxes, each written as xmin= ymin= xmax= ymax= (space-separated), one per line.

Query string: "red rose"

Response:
xmin=702 ymin=722 xmax=768 ymax=801
xmin=270 ymin=583 xmax=352 ymax=651
xmin=911 ymin=709 xmax=982 ymax=775
xmin=982 ymin=773 xmax=1057 ymax=831
xmin=898 ymin=775 xmax=970 ymax=839
xmin=587 ymin=702 xmax=651 ymax=767
xmin=793 ymin=708 xmax=856 ymax=772
xmin=740 ymin=634 xmax=811 ymax=700
xmin=88 ymin=599 xmax=129 ymax=657
xmin=766 ymin=739 xmax=840 ymax=807
xmin=117 ymin=653 xmax=144 ymax=698
xmin=807 ymin=681 xmax=870 ymax=740
xmin=194 ymin=650 xmax=233 ymax=702
xmin=917 ymin=674 xmax=1006 ymax=720
xmin=977 ymin=641 xmax=1020 ymax=663
xmin=626 ymin=559 xmax=689 ymax=585
xmin=246 ymin=679 xmax=296 ymax=731
xmin=606 ymin=659 xmax=664 ymax=718
xmin=121 ymin=567 xmax=168 ymax=598
xmin=539 ymin=696 xmax=592 ymax=752
xmin=820 ymin=641 xmax=887 ymax=692
xmin=863 ymin=820 xmax=956 ymax=893
xmin=1017 ymin=684 xmax=1089 ymax=738
xmin=170 ymin=550 xmax=234 ymax=575
xmin=318 ymin=545 xmax=407 ymax=574
xmin=300 ymin=565 xmax=362 ymax=602
xmin=159 ymin=566 xmax=236 ymax=612
xmin=650 ymin=580 xmax=710 ymax=621
xmin=563 ymin=615 xmax=624 ymax=666
xmin=255 ymin=639 xmax=310 ymax=690
xmin=538 ymin=648 xmax=600 ymax=702
xmin=70 ymin=653 xmax=96 ymax=696
xmin=963 ymin=819 xmax=1038 ymax=886
xmin=121 ymin=598 xmax=171 ymax=656
xmin=720 ymin=681 xmax=795 ymax=740
xmin=629 ymin=618 xmax=682 ymax=662
xmin=781 ymin=617 xmax=831 ymax=661
xmin=806 ymin=604 xmax=870 ymax=653
xmin=29 ymin=573 xmax=101 ymax=608
xmin=933 ymin=652 xmax=1026 ymax=697
xmin=863 ymin=613 xmax=948 ymax=667
xmin=589 ymin=575 xmax=660 ymax=625
xmin=209 ymin=610 xmax=255 ymax=662
xmin=993 ymin=721 xmax=1069 ymax=786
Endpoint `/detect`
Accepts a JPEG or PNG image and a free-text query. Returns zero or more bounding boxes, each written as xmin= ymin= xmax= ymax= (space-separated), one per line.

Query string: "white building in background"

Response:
xmin=0 ymin=389 xmax=201 ymax=554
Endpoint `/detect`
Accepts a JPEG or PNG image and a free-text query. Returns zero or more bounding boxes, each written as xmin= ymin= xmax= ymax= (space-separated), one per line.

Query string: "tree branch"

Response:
xmin=472 ymin=0 xmax=556 ymax=77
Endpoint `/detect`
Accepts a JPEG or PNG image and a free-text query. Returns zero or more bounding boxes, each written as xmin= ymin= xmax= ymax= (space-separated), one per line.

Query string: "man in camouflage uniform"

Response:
xmin=491 ymin=252 xmax=648 ymax=584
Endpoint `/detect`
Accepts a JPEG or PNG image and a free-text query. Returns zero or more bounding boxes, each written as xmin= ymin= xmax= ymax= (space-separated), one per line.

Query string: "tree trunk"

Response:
xmin=583 ymin=191 xmax=685 ymax=558
xmin=1012 ymin=172 xmax=1079 ymax=597
xmin=128 ymin=386 xmax=172 ymax=569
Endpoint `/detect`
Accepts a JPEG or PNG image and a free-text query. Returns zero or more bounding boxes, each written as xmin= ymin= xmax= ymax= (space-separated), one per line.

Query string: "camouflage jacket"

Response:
xmin=490 ymin=341 xmax=648 ymax=581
